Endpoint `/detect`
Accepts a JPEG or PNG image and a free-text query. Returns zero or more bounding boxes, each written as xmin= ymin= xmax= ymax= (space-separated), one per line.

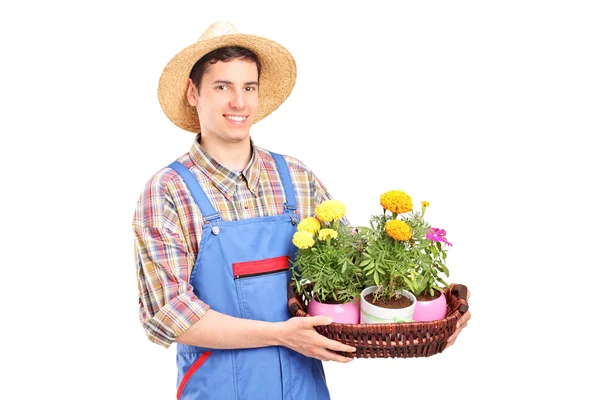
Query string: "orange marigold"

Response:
xmin=380 ymin=190 xmax=413 ymax=214
xmin=385 ymin=220 xmax=412 ymax=241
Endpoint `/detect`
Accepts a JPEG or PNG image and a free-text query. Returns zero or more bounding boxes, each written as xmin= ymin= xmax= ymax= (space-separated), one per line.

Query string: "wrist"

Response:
xmin=267 ymin=321 xmax=285 ymax=347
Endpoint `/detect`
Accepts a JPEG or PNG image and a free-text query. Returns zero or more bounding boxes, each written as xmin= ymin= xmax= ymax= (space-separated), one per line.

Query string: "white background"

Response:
xmin=1 ymin=1 xmax=599 ymax=399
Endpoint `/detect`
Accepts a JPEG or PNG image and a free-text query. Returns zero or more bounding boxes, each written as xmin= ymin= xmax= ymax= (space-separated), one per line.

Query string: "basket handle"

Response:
xmin=451 ymin=283 xmax=469 ymax=314
xmin=288 ymin=282 xmax=307 ymax=317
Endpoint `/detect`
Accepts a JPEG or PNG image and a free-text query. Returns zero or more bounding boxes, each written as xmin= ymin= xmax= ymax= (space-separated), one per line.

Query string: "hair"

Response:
xmin=189 ymin=46 xmax=262 ymax=90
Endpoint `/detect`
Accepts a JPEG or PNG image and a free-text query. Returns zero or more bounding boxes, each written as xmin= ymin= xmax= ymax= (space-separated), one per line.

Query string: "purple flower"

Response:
xmin=426 ymin=227 xmax=453 ymax=246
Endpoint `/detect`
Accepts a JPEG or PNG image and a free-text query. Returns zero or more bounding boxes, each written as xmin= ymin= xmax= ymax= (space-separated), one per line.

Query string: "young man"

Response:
xmin=133 ymin=21 xmax=470 ymax=400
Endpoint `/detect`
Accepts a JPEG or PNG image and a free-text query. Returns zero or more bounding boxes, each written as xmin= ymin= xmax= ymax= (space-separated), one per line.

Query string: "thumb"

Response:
xmin=308 ymin=315 xmax=334 ymax=327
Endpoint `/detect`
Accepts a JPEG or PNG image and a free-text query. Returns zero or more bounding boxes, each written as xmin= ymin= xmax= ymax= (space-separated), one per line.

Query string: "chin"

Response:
xmin=225 ymin=130 xmax=251 ymax=142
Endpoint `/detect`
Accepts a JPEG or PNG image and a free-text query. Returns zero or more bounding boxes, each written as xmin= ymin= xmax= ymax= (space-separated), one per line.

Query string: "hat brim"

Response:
xmin=158 ymin=33 xmax=297 ymax=133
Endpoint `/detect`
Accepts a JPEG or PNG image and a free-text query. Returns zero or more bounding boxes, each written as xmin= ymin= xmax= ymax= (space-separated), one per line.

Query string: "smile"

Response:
xmin=225 ymin=115 xmax=248 ymax=123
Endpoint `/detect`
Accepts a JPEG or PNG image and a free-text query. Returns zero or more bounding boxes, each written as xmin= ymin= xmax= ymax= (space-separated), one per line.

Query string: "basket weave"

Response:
xmin=287 ymin=283 xmax=469 ymax=358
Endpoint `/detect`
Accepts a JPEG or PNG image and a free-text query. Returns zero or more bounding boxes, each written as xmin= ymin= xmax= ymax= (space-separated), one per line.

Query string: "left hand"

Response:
xmin=446 ymin=287 xmax=471 ymax=348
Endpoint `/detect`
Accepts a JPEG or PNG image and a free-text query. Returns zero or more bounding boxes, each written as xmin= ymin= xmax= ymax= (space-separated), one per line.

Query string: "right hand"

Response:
xmin=276 ymin=316 xmax=356 ymax=363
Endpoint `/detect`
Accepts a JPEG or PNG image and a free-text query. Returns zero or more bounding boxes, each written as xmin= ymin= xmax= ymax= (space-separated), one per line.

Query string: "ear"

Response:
xmin=186 ymin=78 xmax=199 ymax=107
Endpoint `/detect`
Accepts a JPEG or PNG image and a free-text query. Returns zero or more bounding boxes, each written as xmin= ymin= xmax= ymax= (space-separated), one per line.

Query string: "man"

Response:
xmin=133 ymin=21 xmax=470 ymax=400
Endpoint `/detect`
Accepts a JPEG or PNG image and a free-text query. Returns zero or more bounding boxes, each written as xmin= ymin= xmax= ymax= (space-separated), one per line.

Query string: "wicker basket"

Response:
xmin=287 ymin=283 xmax=469 ymax=358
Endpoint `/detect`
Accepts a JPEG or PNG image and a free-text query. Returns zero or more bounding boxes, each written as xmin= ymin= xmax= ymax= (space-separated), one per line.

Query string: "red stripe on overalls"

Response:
xmin=177 ymin=352 xmax=212 ymax=400
xmin=232 ymin=256 xmax=289 ymax=277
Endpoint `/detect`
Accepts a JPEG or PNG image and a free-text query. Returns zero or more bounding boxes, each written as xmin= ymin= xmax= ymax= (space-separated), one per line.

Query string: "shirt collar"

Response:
xmin=189 ymin=134 xmax=261 ymax=200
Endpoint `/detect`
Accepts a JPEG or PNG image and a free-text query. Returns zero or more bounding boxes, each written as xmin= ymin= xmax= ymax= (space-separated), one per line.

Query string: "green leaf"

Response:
xmin=417 ymin=276 xmax=428 ymax=294
xmin=439 ymin=264 xmax=449 ymax=276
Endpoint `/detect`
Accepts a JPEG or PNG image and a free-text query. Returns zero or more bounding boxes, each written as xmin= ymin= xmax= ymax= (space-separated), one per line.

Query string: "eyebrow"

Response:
xmin=213 ymin=80 xmax=259 ymax=86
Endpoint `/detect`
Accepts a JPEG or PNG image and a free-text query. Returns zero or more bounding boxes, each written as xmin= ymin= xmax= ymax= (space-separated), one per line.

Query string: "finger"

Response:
xmin=456 ymin=313 xmax=470 ymax=330
xmin=464 ymin=311 xmax=471 ymax=322
xmin=320 ymin=349 xmax=354 ymax=363
xmin=455 ymin=320 xmax=463 ymax=331
xmin=323 ymin=338 xmax=356 ymax=354
xmin=447 ymin=324 xmax=463 ymax=344
xmin=458 ymin=310 xmax=471 ymax=325
xmin=447 ymin=330 xmax=458 ymax=344
xmin=447 ymin=318 xmax=469 ymax=342
xmin=446 ymin=336 xmax=456 ymax=348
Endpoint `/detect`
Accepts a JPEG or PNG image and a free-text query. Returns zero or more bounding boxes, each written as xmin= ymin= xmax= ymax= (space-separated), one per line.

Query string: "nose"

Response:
xmin=229 ymin=88 xmax=246 ymax=109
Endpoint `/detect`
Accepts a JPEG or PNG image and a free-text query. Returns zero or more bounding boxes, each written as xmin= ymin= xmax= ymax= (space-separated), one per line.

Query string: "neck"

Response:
xmin=199 ymin=135 xmax=252 ymax=171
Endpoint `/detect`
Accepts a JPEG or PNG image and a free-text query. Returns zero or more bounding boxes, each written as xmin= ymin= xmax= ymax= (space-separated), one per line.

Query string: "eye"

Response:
xmin=217 ymin=85 xmax=227 ymax=91
xmin=245 ymin=86 xmax=257 ymax=92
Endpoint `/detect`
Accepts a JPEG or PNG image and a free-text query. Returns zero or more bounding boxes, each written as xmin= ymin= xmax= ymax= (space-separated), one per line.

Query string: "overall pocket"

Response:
xmin=233 ymin=255 xmax=291 ymax=322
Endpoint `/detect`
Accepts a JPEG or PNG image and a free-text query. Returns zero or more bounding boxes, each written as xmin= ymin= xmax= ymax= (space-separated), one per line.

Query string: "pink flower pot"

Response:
xmin=412 ymin=292 xmax=447 ymax=322
xmin=307 ymin=297 xmax=360 ymax=324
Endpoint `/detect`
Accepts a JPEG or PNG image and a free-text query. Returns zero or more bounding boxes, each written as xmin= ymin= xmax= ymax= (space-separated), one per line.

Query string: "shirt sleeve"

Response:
xmin=133 ymin=173 xmax=209 ymax=348
xmin=311 ymin=170 xmax=332 ymax=205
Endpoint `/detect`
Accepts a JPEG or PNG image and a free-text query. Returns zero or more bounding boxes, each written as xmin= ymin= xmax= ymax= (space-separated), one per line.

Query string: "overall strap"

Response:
xmin=270 ymin=152 xmax=298 ymax=225
xmin=168 ymin=161 xmax=221 ymax=234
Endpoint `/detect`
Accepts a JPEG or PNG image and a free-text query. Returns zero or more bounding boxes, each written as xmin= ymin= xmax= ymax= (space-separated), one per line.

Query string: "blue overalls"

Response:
xmin=169 ymin=153 xmax=330 ymax=400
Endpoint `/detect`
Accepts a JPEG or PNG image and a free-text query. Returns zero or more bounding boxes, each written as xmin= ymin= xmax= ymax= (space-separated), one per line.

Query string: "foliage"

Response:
xmin=360 ymin=191 xmax=451 ymax=302
xmin=290 ymin=200 xmax=366 ymax=304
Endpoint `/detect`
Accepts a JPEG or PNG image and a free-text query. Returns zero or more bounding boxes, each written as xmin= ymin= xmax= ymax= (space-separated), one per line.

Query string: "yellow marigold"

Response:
xmin=318 ymin=228 xmax=338 ymax=241
xmin=315 ymin=200 xmax=346 ymax=222
xmin=297 ymin=217 xmax=320 ymax=234
xmin=385 ymin=220 xmax=412 ymax=241
xmin=422 ymin=201 xmax=430 ymax=208
xmin=292 ymin=230 xmax=315 ymax=249
xmin=380 ymin=190 xmax=413 ymax=214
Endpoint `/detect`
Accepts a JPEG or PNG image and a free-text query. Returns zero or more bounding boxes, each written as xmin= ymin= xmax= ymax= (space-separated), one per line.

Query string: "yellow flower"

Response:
xmin=298 ymin=217 xmax=321 ymax=234
xmin=421 ymin=201 xmax=430 ymax=208
xmin=292 ymin=230 xmax=315 ymax=249
xmin=318 ymin=228 xmax=338 ymax=241
xmin=380 ymin=190 xmax=413 ymax=214
xmin=385 ymin=220 xmax=412 ymax=241
xmin=315 ymin=200 xmax=346 ymax=222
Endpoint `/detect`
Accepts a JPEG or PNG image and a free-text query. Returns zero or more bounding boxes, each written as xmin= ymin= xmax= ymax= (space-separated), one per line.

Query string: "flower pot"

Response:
xmin=307 ymin=297 xmax=360 ymax=324
xmin=360 ymin=286 xmax=416 ymax=324
xmin=412 ymin=291 xmax=447 ymax=322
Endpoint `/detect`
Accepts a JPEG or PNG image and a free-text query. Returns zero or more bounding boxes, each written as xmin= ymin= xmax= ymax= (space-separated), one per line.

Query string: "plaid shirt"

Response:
xmin=133 ymin=136 xmax=332 ymax=347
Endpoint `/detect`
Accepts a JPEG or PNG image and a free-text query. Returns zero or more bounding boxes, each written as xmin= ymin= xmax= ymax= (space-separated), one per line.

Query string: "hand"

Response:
xmin=276 ymin=316 xmax=356 ymax=363
xmin=446 ymin=288 xmax=471 ymax=348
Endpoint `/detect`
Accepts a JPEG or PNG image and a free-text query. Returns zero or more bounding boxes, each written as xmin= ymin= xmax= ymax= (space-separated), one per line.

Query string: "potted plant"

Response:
xmin=290 ymin=199 xmax=365 ymax=324
xmin=399 ymin=201 xmax=452 ymax=322
xmin=359 ymin=190 xmax=418 ymax=324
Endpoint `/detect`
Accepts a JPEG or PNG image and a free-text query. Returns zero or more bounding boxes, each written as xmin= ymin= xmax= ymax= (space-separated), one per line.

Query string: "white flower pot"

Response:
xmin=360 ymin=286 xmax=416 ymax=324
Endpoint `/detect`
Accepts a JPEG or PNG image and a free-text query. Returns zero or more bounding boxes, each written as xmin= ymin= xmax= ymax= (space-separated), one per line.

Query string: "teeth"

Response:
xmin=226 ymin=115 xmax=246 ymax=122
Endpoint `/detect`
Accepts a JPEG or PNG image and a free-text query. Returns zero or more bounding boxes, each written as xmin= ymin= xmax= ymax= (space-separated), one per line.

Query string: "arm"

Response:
xmin=176 ymin=309 xmax=356 ymax=362
xmin=133 ymin=174 xmax=209 ymax=348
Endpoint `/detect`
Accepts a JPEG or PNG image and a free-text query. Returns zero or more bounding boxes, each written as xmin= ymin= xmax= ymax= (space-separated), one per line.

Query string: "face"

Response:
xmin=187 ymin=59 xmax=259 ymax=145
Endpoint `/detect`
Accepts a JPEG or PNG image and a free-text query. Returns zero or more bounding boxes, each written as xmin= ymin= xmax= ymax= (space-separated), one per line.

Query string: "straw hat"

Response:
xmin=158 ymin=21 xmax=297 ymax=133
